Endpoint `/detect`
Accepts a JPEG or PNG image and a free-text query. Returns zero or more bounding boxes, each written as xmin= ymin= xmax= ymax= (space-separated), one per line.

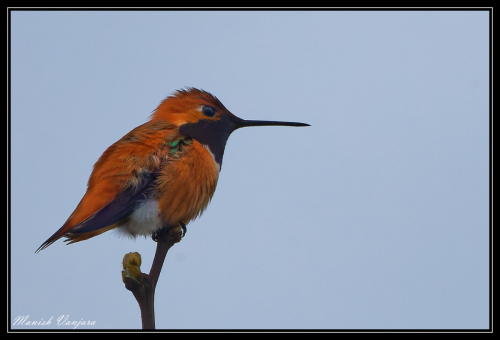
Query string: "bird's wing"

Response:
xmin=69 ymin=171 xmax=158 ymax=235
xmin=36 ymin=171 xmax=159 ymax=252
xmin=36 ymin=121 xmax=176 ymax=252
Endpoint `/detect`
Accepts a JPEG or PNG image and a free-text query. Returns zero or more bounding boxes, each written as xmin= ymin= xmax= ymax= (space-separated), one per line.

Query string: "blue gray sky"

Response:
xmin=10 ymin=10 xmax=490 ymax=330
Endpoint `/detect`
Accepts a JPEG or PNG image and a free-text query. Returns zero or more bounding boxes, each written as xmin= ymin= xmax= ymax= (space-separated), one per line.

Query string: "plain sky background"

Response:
xmin=10 ymin=10 xmax=490 ymax=330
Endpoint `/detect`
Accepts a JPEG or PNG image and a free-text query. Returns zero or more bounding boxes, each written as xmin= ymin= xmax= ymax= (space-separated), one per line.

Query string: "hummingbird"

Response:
xmin=36 ymin=88 xmax=309 ymax=252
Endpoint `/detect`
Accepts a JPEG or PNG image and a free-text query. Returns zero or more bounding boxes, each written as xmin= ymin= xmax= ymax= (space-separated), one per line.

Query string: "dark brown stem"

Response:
xmin=123 ymin=225 xmax=183 ymax=329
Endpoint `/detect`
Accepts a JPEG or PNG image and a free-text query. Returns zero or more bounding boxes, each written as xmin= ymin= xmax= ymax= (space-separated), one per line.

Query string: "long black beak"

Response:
xmin=233 ymin=118 xmax=310 ymax=129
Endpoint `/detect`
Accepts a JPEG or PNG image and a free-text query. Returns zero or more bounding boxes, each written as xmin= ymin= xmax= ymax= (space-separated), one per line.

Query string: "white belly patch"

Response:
xmin=119 ymin=199 xmax=163 ymax=237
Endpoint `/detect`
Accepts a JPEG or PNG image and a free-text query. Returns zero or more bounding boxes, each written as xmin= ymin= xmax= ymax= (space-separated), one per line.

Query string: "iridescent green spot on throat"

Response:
xmin=168 ymin=139 xmax=181 ymax=148
xmin=168 ymin=137 xmax=192 ymax=157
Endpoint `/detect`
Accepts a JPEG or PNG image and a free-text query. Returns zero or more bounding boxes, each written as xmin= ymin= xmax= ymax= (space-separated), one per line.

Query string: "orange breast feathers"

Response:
xmin=38 ymin=120 xmax=220 ymax=249
xmin=157 ymin=140 xmax=219 ymax=226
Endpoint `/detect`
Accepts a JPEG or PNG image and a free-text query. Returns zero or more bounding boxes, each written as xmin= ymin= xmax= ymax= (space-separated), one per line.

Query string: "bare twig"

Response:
xmin=123 ymin=225 xmax=183 ymax=329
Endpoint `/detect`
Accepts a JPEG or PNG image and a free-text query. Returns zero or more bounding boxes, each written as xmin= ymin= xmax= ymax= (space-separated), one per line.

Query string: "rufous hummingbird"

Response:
xmin=36 ymin=88 xmax=309 ymax=252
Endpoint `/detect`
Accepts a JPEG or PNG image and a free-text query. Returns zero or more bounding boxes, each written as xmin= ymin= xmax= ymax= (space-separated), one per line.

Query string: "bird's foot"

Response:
xmin=151 ymin=222 xmax=186 ymax=242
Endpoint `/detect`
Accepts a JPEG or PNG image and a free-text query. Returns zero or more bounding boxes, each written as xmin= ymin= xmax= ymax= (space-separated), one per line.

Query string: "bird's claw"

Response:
xmin=151 ymin=222 xmax=186 ymax=242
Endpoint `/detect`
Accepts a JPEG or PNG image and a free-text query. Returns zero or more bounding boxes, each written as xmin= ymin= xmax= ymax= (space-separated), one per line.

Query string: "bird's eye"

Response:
xmin=201 ymin=105 xmax=216 ymax=117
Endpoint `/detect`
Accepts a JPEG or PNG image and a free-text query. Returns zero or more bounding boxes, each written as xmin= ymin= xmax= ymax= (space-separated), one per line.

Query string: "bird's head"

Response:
xmin=150 ymin=87 xmax=229 ymax=126
xmin=150 ymin=87 xmax=309 ymax=166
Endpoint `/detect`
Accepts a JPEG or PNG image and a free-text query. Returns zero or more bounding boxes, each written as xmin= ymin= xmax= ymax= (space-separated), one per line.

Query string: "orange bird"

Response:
xmin=36 ymin=88 xmax=309 ymax=252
